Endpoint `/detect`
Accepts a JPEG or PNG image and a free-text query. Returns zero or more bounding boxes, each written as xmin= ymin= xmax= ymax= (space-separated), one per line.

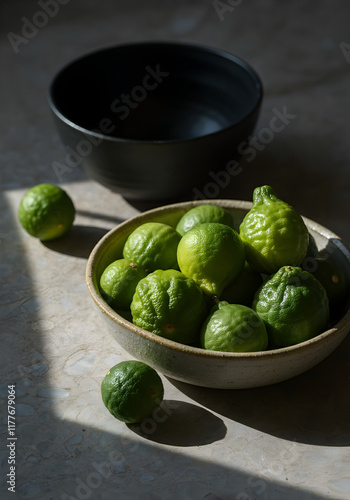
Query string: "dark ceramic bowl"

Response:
xmin=48 ymin=41 xmax=263 ymax=202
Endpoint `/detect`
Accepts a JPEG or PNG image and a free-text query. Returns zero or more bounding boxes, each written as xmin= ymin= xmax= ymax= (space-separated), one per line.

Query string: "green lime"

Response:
xmin=130 ymin=269 xmax=208 ymax=345
xmin=220 ymin=261 xmax=263 ymax=306
xmin=201 ymin=301 xmax=268 ymax=352
xmin=18 ymin=183 xmax=75 ymax=240
xmin=253 ymin=266 xmax=330 ymax=348
xmin=303 ymin=257 xmax=348 ymax=314
xmin=123 ymin=222 xmax=181 ymax=272
xmin=239 ymin=186 xmax=309 ymax=274
xmin=176 ymin=204 xmax=233 ymax=236
xmin=100 ymin=259 xmax=148 ymax=311
xmin=177 ymin=222 xmax=245 ymax=296
xmin=101 ymin=361 xmax=164 ymax=424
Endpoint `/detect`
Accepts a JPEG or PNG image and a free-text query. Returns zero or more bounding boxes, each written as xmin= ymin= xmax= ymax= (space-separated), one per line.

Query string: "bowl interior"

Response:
xmin=50 ymin=42 xmax=262 ymax=142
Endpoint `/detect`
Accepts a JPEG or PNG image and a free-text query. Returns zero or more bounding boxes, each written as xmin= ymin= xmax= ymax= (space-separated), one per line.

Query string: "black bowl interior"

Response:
xmin=50 ymin=42 xmax=262 ymax=142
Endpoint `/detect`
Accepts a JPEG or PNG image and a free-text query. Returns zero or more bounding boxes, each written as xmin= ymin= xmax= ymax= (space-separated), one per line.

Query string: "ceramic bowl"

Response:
xmin=48 ymin=41 xmax=262 ymax=203
xmin=86 ymin=200 xmax=350 ymax=389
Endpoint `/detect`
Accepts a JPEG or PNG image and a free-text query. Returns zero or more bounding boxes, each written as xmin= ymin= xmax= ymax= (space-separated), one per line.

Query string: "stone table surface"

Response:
xmin=1 ymin=1 xmax=350 ymax=499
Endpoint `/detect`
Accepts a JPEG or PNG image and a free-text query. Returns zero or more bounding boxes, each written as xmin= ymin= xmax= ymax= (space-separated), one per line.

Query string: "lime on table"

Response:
xmin=253 ymin=265 xmax=330 ymax=348
xmin=99 ymin=258 xmax=148 ymax=311
xmin=176 ymin=204 xmax=233 ymax=236
xmin=123 ymin=222 xmax=181 ymax=272
xmin=177 ymin=222 xmax=245 ymax=296
xmin=101 ymin=360 xmax=164 ymax=424
xmin=18 ymin=183 xmax=75 ymax=241
xmin=130 ymin=269 xmax=208 ymax=345
xmin=201 ymin=301 xmax=268 ymax=352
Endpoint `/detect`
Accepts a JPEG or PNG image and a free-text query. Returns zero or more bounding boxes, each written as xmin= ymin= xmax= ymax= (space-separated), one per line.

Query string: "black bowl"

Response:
xmin=48 ymin=41 xmax=263 ymax=202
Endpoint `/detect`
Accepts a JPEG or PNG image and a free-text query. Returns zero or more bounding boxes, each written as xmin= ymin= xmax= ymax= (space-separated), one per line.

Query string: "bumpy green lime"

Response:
xmin=130 ymin=269 xmax=207 ymax=345
xmin=123 ymin=222 xmax=180 ymax=272
xmin=177 ymin=222 xmax=245 ymax=296
xmin=101 ymin=361 xmax=164 ymax=424
xmin=220 ymin=261 xmax=263 ymax=307
xmin=253 ymin=265 xmax=329 ymax=348
xmin=100 ymin=258 xmax=148 ymax=311
xmin=18 ymin=183 xmax=75 ymax=240
xmin=176 ymin=204 xmax=233 ymax=236
xmin=239 ymin=186 xmax=309 ymax=274
xmin=201 ymin=301 xmax=268 ymax=352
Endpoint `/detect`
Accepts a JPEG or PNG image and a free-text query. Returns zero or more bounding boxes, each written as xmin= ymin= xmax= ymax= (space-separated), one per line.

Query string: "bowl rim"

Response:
xmin=86 ymin=199 xmax=350 ymax=361
xmin=48 ymin=40 xmax=264 ymax=146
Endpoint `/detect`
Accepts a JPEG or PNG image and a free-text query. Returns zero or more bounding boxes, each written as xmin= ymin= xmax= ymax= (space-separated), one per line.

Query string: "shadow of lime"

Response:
xmin=42 ymin=225 xmax=109 ymax=258
xmin=127 ymin=400 xmax=227 ymax=446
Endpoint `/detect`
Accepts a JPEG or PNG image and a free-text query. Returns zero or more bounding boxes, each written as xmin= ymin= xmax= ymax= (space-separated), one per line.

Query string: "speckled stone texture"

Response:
xmin=1 ymin=1 xmax=350 ymax=499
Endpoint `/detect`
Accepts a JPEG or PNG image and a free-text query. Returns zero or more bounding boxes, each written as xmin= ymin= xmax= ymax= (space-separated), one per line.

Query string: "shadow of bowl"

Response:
xmin=169 ymin=331 xmax=350 ymax=447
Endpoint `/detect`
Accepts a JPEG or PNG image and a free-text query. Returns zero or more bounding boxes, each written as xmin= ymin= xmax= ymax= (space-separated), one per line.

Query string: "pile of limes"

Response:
xmin=99 ymin=185 xmax=348 ymax=354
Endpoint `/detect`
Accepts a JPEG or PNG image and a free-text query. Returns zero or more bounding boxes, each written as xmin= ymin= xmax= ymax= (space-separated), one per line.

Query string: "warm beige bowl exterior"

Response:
xmin=86 ymin=200 xmax=350 ymax=389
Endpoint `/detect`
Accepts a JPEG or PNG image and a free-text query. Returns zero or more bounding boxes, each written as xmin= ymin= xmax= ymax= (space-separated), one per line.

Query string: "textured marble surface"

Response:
xmin=1 ymin=1 xmax=350 ymax=499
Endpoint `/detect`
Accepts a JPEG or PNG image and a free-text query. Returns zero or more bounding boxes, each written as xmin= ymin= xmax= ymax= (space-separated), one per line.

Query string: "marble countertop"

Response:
xmin=1 ymin=1 xmax=350 ymax=499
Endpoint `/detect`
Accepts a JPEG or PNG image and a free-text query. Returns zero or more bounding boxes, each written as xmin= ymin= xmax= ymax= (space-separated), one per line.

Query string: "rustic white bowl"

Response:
xmin=86 ymin=200 xmax=350 ymax=389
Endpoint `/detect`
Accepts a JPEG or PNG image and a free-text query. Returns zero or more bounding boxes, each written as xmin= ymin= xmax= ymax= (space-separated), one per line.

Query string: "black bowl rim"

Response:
xmin=48 ymin=40 xmax=264 ymax=145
